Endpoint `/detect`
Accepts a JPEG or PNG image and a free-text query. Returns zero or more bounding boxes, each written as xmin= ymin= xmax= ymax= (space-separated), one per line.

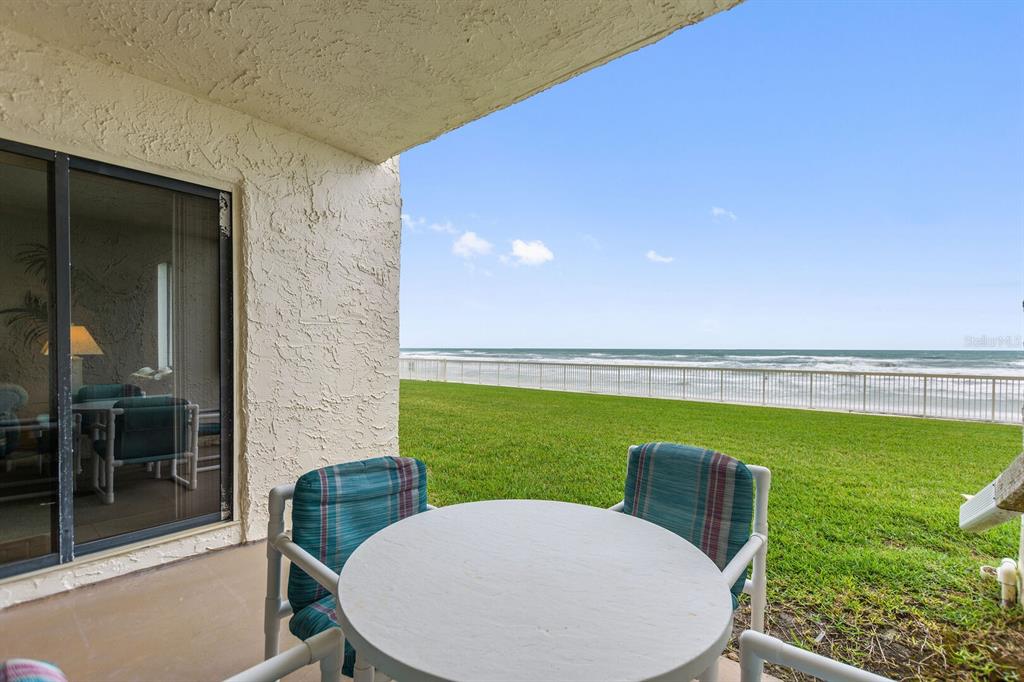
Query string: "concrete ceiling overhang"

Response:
xmin=0 ymin=0 xmax=741 ymax=163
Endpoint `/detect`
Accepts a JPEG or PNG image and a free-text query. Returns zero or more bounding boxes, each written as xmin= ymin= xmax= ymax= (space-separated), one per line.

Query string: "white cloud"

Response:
xmin=507 ymin=239 xmax=554 ymax=266
xmin=452 ymin=231 xmax=493 ymax=258
xmin=401 ymin=213 xmax=426 ymax=231
xmin=429 ymin=220 xmax=458 ymax=235
xmin=646 ymin=250 xmax=674 ymax=264
xmin=711 ymin=206 xmax=737 ymax=221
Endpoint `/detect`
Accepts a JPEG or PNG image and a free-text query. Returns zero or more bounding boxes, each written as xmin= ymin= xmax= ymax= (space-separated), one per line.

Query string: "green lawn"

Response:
xmin=398 ymin=380 xmax=1024 ymax=681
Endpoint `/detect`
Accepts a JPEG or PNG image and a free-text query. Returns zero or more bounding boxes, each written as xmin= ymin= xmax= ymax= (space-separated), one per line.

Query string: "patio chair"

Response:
xmin=91 ymin=396 xmax=198 ymax=504
xmin=0 ymin=386 xmax=75 ymax=479
xmin=75 ymin=383 xmax=144 ymax=440
xmin=263 ymin=456 xmax=432 ymax=682
xmin=738 ymin=630 xmax=892 ymax=682
xmin=75 ymin=383 xmax=144 ymax=474
xmin=609 ymin=442 xmax=770 ymax=681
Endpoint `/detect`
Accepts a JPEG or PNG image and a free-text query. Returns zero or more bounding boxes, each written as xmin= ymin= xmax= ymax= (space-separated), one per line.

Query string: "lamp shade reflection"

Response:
xmin=41 ymin=325 xmax=104 ymax=356
xmin=42 ymin=325 xmax=103 ymax=390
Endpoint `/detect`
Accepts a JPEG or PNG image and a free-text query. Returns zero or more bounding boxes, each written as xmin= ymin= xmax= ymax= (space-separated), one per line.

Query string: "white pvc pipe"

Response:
xmin=273 ymin=534 xmax=341 ymax=595
xmin=722 ymin=534 xmax=765 ymax=586
xmin=264 ymin=484 xmax=294 ymax=660
xmin=226 ymin=628 xmax=342 ymax=682
xmin=996 ymin=557 xmax=1018 ymax=608
xmin=1019 ymin=519 xmax=1024 ymax=607
xmin=739 ymin=630 xmax=893 ymax=682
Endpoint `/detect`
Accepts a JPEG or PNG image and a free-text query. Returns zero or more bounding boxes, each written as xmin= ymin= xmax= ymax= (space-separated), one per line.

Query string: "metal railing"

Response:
xmin=399 ymin=357 xmax=1024 ymax=424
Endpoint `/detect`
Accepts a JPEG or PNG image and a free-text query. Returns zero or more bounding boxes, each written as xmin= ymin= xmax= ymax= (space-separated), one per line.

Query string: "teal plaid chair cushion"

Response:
xmin=622 ymin=442 xmax=754 ymax=606
xmin=75 ymin=383 xmax=143 ymax=403
xmin=289 ymin=595 xmax=357 ymax=678
xmin=286 ymin=455 xmax=428 ymax=664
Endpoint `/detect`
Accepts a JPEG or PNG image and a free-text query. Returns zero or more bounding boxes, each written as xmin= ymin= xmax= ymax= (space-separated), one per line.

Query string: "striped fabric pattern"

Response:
xmin=287 ymin=455 xmax=427 ymax=615
xmin=0 ymin=660 xmax=68 ymax=682
xmin=289 ymin=595 xmax=357 ymax=677
xmin=622 ymin=442 xmax=754 ymax=605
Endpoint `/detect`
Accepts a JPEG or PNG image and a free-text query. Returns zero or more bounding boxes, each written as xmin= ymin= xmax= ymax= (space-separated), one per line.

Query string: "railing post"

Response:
xmin=540 ymin=363 xmax=544 ymax=389
xmin=761 ymin=372 xmax=767 ymax=405
xmin=617 ymin=366 xmax=621 ymax=394
xmin=922 ymin=376 xmax=928 ymax=417
xmin=563 ymin=364 xmax=567 ymax=391
xmin=588 ymin=365 xmax=593 ymax=392
xmin=497 ymin=363 xmax=502 ymax=386
xmin=647 ymin=367 xmax=652 ymax=397
xmin=809 ymin=373 xmax=814 ymax=408
xmin=442 ymin=360 xmax=447 ymax=382
xmin=681 ymin=368 xmax=687 ymax=398
xmin=718 ymin=371 xmax=723 ymax=402
xmin=517 ymin=362 xmax=521 ymax=387
xmin=992 ymin=378 xmax=997 ymax=421
xmin=862 ymin=373 xmax=867 ymax=412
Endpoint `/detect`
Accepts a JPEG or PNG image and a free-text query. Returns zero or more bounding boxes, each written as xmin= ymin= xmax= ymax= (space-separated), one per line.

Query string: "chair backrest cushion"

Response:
xmin=112 ymin=396 xmax=189 ymax=460
xmin=0 ymin=659 xmax=68 ymax=682
xmin=623 ymin=442 xmax=753 ymax=600
xmin=287 ymin=456 xmax=428 ymax=612
xmin=75 ymin=383 xmax=143 ymax=403
xmin=76 ymin=384 xmax=144 ymax=432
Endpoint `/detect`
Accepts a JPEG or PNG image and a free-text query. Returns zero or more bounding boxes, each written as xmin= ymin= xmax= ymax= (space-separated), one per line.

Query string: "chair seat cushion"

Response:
xmin=288 ymin=594 xmax=355 ymax=677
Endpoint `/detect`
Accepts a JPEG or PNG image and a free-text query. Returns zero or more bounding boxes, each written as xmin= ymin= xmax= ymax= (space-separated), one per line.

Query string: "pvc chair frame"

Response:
xmin=91 ymin=403 xmax=199 ymax=505
xmin=226 ymin=628 xmax=343 ymax=682
xmin=738 ymin=630 xmax=893 ymax=682
xmin=263 ymin=482 xmax=435 ymax=682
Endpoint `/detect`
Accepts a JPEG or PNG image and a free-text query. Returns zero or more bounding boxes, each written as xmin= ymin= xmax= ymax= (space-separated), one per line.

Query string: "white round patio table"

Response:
xmin=336 ymin=499 xmax=733 ymax=682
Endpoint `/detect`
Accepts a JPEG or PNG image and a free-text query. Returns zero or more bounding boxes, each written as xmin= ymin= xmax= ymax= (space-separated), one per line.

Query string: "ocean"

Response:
xmin=400 ymin=348 xmax=1024 ymax=377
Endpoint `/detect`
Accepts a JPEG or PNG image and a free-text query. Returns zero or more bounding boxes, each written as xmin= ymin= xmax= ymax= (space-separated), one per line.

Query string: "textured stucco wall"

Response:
xmin=0 ymin=24 xmax=401 ymax=558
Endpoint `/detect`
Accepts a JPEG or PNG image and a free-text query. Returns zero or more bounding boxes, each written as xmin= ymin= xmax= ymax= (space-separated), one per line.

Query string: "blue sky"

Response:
xmin=398 ymin=0 xmax=1023 ymax=350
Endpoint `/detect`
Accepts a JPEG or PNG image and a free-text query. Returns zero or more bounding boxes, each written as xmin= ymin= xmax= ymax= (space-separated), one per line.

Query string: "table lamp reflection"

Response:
xmin=42 ymin=324 xmax=104 ymax=390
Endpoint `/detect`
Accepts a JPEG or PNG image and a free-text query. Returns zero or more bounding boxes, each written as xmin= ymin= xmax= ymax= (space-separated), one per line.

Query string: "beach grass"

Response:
xmin=399 ymin=379 xmax=1024 ymax=681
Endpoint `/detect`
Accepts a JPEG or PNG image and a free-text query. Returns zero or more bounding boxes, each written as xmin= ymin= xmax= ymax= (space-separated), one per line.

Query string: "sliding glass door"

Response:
xmin=0 ymin=139 xmax=232 ymax=576
xmin=0 ymin=149 xmax=57 ymax=569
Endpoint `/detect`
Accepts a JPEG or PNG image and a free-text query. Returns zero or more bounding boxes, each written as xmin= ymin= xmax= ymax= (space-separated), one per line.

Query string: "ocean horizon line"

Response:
xmin=399 ymin=347 xmax=1024 ymax=377
xmin=401 ymin=346 xmax=1023 ymax=353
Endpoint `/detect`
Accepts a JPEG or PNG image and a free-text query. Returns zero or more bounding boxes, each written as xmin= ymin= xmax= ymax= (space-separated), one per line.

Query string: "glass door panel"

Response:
xmin=0 ymin=151 xmax=57 ymax=568
xmin=70 ymin=169 xmax=222 ymax=546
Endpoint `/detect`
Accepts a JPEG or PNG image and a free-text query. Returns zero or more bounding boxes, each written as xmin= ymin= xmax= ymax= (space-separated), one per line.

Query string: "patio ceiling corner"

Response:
xmin=0 ymin=0 xmax=742 ymax=163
